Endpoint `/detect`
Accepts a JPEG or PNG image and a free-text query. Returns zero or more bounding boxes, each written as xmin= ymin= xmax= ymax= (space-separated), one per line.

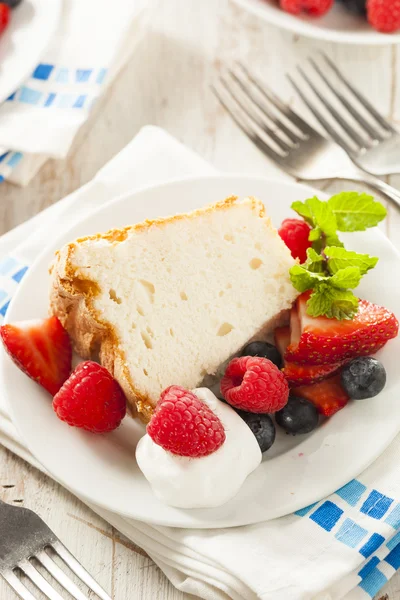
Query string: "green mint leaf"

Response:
xmin=330 ymin=266 xmax=362 ymax=290
xmin=291 ymin=200 xmax=314 ymax=226
xmin=325 ymin=246 xmax=378 ymax=276
xmin=325 ymin=232 xmax=344 ymax=248
xmin=306 ymin=248 xmax=324 ymax=263
xmin=307 ymin=284 xmax=359 ymax=320
xmin=328 ymin=192 xmax=387 ymax=232
xmin=289 ymin=265 xmax=328 ymax=293
xmin=304 ymin=248 xmax=325 ymax=273
xmin=308 ymin=227 xmax=321 ymax=242
xmin=305 ymin=196 xmax=337 ymax=238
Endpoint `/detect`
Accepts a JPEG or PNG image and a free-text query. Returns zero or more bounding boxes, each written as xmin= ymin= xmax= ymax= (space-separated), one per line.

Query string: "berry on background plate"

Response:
xmin=3 ymin=0 xmax=23 ymax=8
xmin=0 ymin=316 xmax=71 ymax=395
xmin=341 ymin=357 xmax=386 ymax=399
xmin=279 ymin=0 xmax=333 ymax=16
xmin=0 ymin=3 xmax=10 ymax=35
xmin=285 ymin=291 xmax=399 ymax=365
xmin=53 ymin=361 xmax=126 ymax=433
xmin=337 ymin=0 xmax=366 ymax=14
xmin=278 ymin=218 xmax=312 ymax=263
xmin=221 ymin=356 xmax=289 ymax=413
xmin=275 ymin=395 xmax=319 ymax=434
xmin=241 ymin=340 xmax=282 ymax=369
xmin=147 ymin=386 xmax=225 ymax=457
xmin=236 ymin=410 xmax=276 ymax=452
xmin=295 ymin=374 xmax=349 ymax=417
xmin=367 ymin=0 xmax=400 ymax=33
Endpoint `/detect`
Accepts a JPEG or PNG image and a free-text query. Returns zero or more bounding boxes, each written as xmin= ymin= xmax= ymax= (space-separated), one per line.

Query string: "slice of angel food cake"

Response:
xmin=49 ymin=196 xmax=298 ymax=422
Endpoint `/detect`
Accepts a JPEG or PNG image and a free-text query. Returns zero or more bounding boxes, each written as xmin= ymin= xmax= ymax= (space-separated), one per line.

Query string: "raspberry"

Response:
xmin=278 ymin=218 xmax=312 ymax=263
xmin=280 ymin=0 xmax=333 ymax=16
xmin=0 ymin=4 xmax=10 ymax=35
xmin=367 ymin=0 xmax=400 ymax=32
xmin=221 ymin=356 xmax=289 ymax=413
xmin=147 ymin=386 xmax=225 ymax=458
xmin=53 ymin=361 xmax=126 ymax=433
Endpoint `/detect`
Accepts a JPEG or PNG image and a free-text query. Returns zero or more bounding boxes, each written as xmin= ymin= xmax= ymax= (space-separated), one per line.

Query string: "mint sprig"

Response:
xmin=307 ymin=285 xmax=360 ymax=321
xmin=324 ymin=247 xmax=378 ymax=276
xmin=328 ymin=192 xmax=387 ymax=232
xmin=288 ymin=191 xmax=386 ymax=321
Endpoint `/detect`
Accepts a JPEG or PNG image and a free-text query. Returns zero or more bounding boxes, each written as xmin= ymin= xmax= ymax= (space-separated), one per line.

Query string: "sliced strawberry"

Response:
xmin=274 ymin=325 xmax=342 ymax=386
xmin=283 ymin=362 xmax=343 ymax=387
xmin=285 ymin=291 xmax=399 ymax=365
xmin=1 ymin=316 xmax=72 ymax=395
xmin=295 ymin=375 xmax=349 ymax=417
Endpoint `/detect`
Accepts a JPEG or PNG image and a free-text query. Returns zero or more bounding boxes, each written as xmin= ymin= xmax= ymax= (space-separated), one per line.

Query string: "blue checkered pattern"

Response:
xmin=295 ymin=480 xmax=400 ymax=597
xmin=0 ymin=257 xmax=29 ymax=320
xmin=0 ymin=152 xmax=24 ymax=183
xmin=6 ymin=64 xmax=108 ymax=109
xmin=0 ymin=64 xmax=108 ymax=184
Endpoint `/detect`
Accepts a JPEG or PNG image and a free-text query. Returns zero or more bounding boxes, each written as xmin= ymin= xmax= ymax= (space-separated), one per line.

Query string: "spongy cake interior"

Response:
xmin=63 ymin=198 xmax=297 ymax=404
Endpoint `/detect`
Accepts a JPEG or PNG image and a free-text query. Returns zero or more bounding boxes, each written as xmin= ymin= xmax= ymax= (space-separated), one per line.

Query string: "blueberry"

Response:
xmin=3 ymin=0 xmax=23 ymax=8
xmin=341 ymin=357 xmax=386 ymax=400
xmin=275 ymin=396 xmax=319 ymax=435
xmin=241 ymin=341 xmax=282 ymax=369
xmin=336 ymin=0 xmax=366 ymax=15
xmin=236 ymin=410 xmax=276 ymax=453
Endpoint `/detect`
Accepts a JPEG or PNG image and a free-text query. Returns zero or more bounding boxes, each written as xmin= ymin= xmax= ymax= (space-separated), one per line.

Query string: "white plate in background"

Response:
xmin=233 ymin=0 xmax=400 ymax=45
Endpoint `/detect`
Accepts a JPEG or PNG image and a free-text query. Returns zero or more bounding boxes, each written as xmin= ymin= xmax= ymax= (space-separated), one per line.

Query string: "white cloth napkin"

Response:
xmin=0 ymin=0 xmax=147 ymax=186
xmin=1 ymin=126 xmax=400 ymax=600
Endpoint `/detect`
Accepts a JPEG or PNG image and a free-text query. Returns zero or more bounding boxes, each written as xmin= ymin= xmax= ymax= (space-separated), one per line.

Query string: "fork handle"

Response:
xmin=337 ymin=172 xmax=400 ymax=210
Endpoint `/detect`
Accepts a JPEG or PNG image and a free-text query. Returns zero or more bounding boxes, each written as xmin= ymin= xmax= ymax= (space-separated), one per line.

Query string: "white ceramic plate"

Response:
xmin=0 ymin=0 xmax=62 ymax=105
xmin=2 ymin=175 xmax=400 ymax=528
xmin=233 ymin=0 xmax=400 ymax=45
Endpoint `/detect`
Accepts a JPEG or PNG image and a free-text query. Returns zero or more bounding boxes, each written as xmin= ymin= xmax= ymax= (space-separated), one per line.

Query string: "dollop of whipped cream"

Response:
xmin=136 ymin=388 xmax=262 ymax=508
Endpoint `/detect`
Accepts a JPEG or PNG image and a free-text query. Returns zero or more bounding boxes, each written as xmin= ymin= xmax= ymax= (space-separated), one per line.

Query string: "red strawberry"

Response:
xmin=147 ymin=386 xmax=225 ymax=457
xmin=0 ymin=4 xmax=10 ymax=35
xmin=0 ymin=316 xmax=72 ymax=395
xmin=274 ymin=326 xmax=342 ymax=386
xmin=295 ymin=375 xmax=349 ymax=417
xmin=53 ymin=361 xmax=126 ymax=433
xmin=278 ymin=218 xmax=312 ymax=263
xmin=285 ymin=291 xmax=399 ymax=365
xmin=283 ymin=361 xmax=343 ymax=387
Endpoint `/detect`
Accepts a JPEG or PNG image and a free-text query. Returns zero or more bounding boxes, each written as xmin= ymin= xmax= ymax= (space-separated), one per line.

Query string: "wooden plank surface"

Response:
xmin=1 ymin=0 xmax=399 ymax=598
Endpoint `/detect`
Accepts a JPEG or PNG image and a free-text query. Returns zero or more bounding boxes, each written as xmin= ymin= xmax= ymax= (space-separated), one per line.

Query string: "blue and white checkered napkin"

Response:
xmin=0 ymin=126 xmax=400 ymax=600
xmin=0 ymin=0 xmax=147 ymax=186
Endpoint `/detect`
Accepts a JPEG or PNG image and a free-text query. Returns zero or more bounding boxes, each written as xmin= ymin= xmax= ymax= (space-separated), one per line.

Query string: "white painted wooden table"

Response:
xmin=0 ymin=0 xmax=399 ymax=598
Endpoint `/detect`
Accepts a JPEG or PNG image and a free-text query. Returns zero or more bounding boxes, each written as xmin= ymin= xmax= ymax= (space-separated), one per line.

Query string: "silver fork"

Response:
xmin=289 ymin=53 xmax=400 ymax=177
xmin=212 ymin=63 xmax=400 ymax=209
xmin=0 ymin=499 xmax=111 ymax=600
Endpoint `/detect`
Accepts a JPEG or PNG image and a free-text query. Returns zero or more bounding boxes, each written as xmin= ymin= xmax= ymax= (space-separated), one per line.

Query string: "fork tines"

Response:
xmin=212 ymin=62 xmax=316 ymax=164
xmin=4 ymin=540 xmax=111 ymax=600
xmin=287 ymin=52 xmax=394 ymax=155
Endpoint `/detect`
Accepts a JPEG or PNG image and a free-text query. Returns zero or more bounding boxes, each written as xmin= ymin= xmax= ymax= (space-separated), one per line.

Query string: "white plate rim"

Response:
xmin=2 ymin=173 xmax=400 ymax=528
xmin=232 ymin=0 xmax=400 ymax=45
